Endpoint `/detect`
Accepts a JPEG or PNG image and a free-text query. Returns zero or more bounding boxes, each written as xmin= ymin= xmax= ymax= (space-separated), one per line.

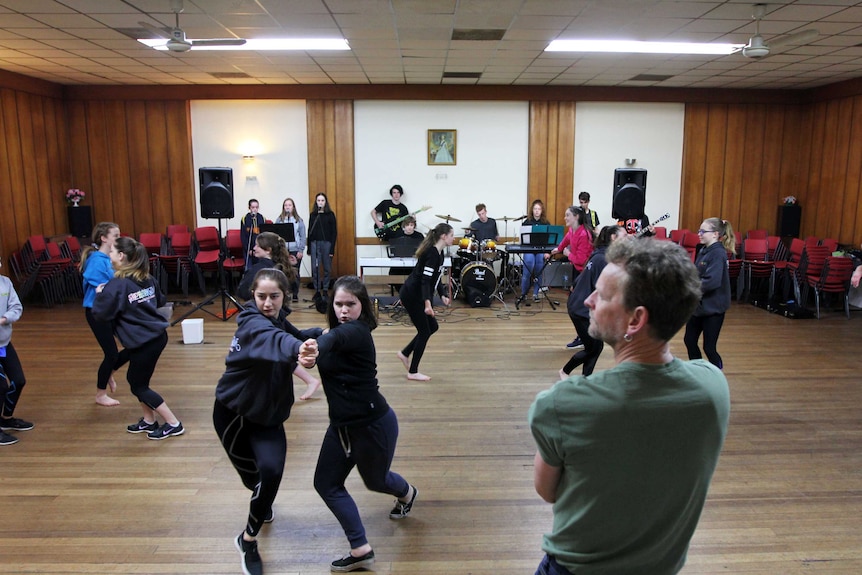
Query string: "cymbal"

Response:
xmin=436 ymin=214 xmax=461 ymax=222
xmin=499 ymin=215 xmax=527 ymax=221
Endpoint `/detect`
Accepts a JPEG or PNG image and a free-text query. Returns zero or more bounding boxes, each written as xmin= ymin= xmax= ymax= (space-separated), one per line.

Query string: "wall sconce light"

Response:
xmin=625 ymin=158 xmax=637 ymax=166
xmin=242 ymin=155 xmax=255 ymax=161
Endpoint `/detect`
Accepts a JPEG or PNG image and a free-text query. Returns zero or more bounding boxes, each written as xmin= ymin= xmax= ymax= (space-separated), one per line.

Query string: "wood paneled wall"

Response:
xmin=306 ymin=100 xmax=356 ymax=279
xmin=65 ymin=100 xmax=196 ymax=239
xmin=529 ymin=101 xmax=576 ymax=221
xmin=6 ymin=79 xmax=862 ymax=273
xmin=0 ymin=89 xmax=70 ymax=259
xmin=681 ymin=97 xmax=862 ymax=246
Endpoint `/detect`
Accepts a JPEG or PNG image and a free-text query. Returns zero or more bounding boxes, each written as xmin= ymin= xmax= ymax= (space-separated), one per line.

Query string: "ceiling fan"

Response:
xmin=736 ymin=3 xmax=818 ymax=59
xmin=139 ymin=0 xmax=246 ymax=53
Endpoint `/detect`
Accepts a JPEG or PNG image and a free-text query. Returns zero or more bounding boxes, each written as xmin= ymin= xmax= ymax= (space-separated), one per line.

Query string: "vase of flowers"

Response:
xmin=783 ymin=195 xmax=797 ymax=206
xmin=66 ymin=188 xmax=85 ymax=207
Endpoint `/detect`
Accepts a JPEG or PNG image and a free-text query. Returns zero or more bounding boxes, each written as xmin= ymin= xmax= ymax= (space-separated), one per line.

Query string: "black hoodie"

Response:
xmin=215 ymin=304 xmax=322 ymax=426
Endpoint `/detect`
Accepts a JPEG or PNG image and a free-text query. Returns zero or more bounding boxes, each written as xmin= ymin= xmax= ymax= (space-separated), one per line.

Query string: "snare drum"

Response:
xmin=480 ymin=239 xmax=501 ymax=262
xmin=460 ymin=261 xmax=497 ymax=307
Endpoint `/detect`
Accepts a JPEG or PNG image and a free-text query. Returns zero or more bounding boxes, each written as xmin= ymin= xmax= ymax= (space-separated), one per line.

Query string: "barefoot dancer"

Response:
xmin=80 ymin=222 xmax=127 ymax=406
xmin=397 ymin=223 xmax=453 ymax=381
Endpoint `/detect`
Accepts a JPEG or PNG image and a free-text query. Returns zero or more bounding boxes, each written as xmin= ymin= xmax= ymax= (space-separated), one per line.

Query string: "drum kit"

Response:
xmin=434 ymin=212 xmax=523 ymax=307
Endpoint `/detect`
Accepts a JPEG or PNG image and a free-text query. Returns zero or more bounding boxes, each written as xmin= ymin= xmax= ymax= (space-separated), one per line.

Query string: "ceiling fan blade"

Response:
xmin=139 ymin=20 xmax=171 ymax=40
xmin=768 ymin=28 xmax=818 ymax=49
xmin=190 ymin=38 xmax=247 ymax=47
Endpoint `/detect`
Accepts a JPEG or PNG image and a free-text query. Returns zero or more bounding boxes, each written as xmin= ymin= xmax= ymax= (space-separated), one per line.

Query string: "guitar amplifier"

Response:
xmin=542 ymin=260 xmax=573 ymax=288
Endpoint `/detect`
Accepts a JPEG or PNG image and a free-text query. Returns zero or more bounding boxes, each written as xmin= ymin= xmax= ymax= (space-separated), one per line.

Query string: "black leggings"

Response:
xmin=398 ymin=286 xmax=439 ymax=374
xmin=0 ymin=342 xmax=26 ymax=418
xmin=127 ymin=332 xmax=168 ymax=409
xmin=684 ymin=313 xmax=725 ymax=369
xmin=562 ymin=315 xmax=604 ymax=377
xmin=85 ymin=308 xmax=130 ymax=390
xmin=213 ymin=399 xmax=286 ymax=537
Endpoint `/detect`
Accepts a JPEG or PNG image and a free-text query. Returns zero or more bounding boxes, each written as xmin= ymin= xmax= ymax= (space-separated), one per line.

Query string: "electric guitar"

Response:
xmin=374 ymin=205 xmax=431 ymax=240
xmin=635 ymin=212 xmax=671 ymax=238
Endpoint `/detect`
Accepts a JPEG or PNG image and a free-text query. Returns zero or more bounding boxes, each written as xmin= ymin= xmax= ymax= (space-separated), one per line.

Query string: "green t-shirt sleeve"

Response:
xmin=529 ymin=386 xmax=564 ymax=468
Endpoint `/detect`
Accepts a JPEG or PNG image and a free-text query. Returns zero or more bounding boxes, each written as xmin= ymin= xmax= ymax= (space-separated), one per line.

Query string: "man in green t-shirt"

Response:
xmin=529 ymin=239 xmax=730 ymax=575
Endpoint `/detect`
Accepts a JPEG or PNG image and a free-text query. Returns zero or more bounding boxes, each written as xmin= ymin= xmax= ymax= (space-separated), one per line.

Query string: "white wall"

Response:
xmin=189 ymin=100 xmax=686 ymax=275
xmin=354 ymin=100 xmax=530 ymax=261
xmin=190 ymin=100 xmax=310 ymax=229
xmin=574 ymin=102 xmax=684 ymax=230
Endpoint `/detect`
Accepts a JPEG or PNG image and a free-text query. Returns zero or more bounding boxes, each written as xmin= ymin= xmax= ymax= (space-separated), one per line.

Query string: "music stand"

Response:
xmin=260 ymin=223 xmax=295 ymax=243
xmin=170 ymin=217 xmax=244 ymax=326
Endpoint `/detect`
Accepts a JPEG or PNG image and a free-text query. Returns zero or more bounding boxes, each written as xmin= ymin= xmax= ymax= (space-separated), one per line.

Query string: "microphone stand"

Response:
xmin=171 ymin=217 xmax=244 ymax=326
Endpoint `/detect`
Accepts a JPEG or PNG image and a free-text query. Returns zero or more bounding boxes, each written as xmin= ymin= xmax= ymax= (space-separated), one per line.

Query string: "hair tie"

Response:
xmin=91 ymin=243 xmax=99 ymax=248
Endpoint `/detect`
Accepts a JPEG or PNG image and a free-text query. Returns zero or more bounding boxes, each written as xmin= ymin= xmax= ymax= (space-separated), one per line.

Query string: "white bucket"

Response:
xmin=181 ymin=318 xmax=204 ymax=344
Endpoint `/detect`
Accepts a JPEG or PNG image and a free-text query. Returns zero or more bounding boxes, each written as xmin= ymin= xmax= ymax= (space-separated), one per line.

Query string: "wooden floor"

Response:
xmin=2 ymin=283 xmax=861 ymax=575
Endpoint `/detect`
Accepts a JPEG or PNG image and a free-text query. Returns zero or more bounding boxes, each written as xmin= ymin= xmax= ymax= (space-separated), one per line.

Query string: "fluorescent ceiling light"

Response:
xmin=546 ymin=39 xmax=742 ymax=55
xmin=138 ymin=38 xmax=350 ymax=51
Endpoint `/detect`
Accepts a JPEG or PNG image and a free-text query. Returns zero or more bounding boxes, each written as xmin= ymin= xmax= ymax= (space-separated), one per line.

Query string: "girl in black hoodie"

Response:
xmin=214 ymin=267 xmax=319 ymax=575
xmin=92 ymin=237 xmax=183 ymax=440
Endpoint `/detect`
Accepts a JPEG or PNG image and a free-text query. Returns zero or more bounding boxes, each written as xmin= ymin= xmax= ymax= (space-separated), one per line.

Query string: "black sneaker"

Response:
xmin=0 ymin=430 xmax=19 ymax=445
xmin=234 ymin=534 xmax=263 ymax=575
xmin=0 ymin=417 xmax=34 ymax=431
xmin=331 ymin=550 xmax=375 ymax=572
xmin=147 ymin=421 xmax=185 ymax=440
xmin=389 ymin=485 xmax=418 ymax=519
xmin=126 ymin=418 xmax=158 ymax=434
xmin=566 ymin=337 xmax=583 ymax=349
xmin=263 ymin=508 xmax=274 ymax=523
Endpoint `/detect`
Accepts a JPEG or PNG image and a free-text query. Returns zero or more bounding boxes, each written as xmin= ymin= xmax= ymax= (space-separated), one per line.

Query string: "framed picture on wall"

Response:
xmin=428 ymin=129 xmax=457 ymax=165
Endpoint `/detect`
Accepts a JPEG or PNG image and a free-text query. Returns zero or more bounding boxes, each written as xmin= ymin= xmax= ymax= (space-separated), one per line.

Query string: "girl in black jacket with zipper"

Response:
xmin=92 ymin=237 xmax=183 ymax=441
xmin=683 ymin=218 xmax=735 ymax=368
xmin=214 ymin=267 xmax=320 ymax=575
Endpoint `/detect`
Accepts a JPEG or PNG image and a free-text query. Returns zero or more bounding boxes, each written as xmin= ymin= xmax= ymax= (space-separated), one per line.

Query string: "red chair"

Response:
xmin=820 ymin=238 xmax=839 ymax=253
xmin=194 ymin=226 xmax=221 ymax=252
xmin=669 ymin=229 xmax=688 ymax=244
xmin=746 ymin=229 xmax=768 ymax=240
xmin=770 ymin=237 xmax=804 ymax=301
xmin=157 ymin=232 xmax=192 ymax=296
xmin=807 ymin=256 xmax=856 ymax=318
xmin=140 ymin=233 xmax=165 ymax=285
xmin=192 ymin=226 xmax=223 ymax=294
xmin=727 ymin=256 xmax=744 ymax=301
xmin=742 ymin=238 xmax=771 ymax=302
xmin=62 ymin=236 xmax=82 ymax=263
xmin=165 ymin=224 xmax=189 ymax=252
xmin=222 ymin=229 xmax=246 ymax=289
xmin=766 ymin=236 xmax=782 ymax=261
xmin=680 ymin=231 xmax=700 ymax=262
xmin=21 ymin=235 xmax=48 ymax=271
xmin=652 ymin=226 xmax=668 ymax=240
xmin=804 ymin=236 xmax=820 ymax=248
xmin=796 ymin=245 xmax=832 ymax=307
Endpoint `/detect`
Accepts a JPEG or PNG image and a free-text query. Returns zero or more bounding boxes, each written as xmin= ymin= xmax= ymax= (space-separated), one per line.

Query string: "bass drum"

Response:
xmin=460 ymin=261 xmax=497 ymax=308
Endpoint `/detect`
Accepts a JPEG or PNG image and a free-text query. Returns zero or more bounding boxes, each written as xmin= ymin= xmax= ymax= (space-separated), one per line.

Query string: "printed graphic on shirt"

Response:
xmin=128 ymin=285 xmax=156 ymax=304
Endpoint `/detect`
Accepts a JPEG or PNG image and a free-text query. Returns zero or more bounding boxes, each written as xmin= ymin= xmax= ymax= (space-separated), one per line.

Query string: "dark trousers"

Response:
xmin=313 ymin=409 xmax=408 ymax=549
xmin=289 ymin=251 xmax=301 ymax=297
xmin=399 ymin=286 xmax=439 ymax=374
xmin=85 ymin=308 xmax=130 ymax=390
xmin=127 ymin=332 xmax=168 ymax=409
xmin=213 ymin=399 xmax=286 ymax=537
xmin=684 ymin=312 xmax=725 ymax=369
xmin=535 ymin=554 xmax=574 ymax=575
xmin=562 ymin=315 xmax=604 ymax=376
xmin=0 ymin=342 xmax=26 ymax=418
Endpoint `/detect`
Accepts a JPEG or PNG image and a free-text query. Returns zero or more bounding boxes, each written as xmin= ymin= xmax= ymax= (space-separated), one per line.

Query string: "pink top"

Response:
xmin=556 ymin=225 xmax=593 ymax=272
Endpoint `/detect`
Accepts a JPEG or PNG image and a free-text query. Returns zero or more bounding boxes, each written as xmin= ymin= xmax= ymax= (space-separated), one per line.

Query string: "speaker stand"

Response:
xmin=170 ymin=218 xmax=244 ymax=327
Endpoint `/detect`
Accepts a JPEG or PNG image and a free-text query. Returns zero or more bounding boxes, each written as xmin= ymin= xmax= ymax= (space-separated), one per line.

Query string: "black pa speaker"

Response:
xmin=612 ymin=168 xmax=647 ymax=220
xmin=200 ymin=167 xmax=234 ymax=219
xmin=777 ymin=205 xmax=801 ymax=238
